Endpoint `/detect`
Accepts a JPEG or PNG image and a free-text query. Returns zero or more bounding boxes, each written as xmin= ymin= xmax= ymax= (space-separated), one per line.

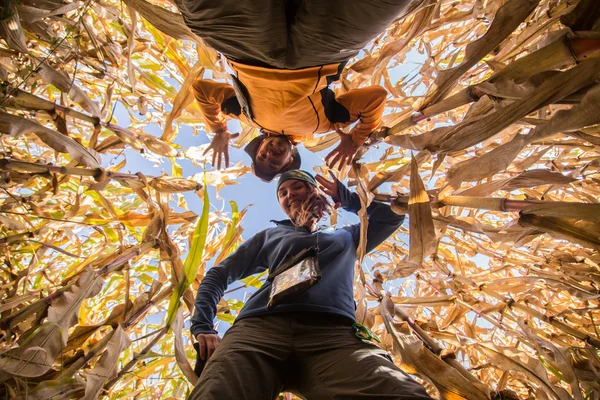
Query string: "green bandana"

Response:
xmin=277 ymin=170 xmax=317 ymax=194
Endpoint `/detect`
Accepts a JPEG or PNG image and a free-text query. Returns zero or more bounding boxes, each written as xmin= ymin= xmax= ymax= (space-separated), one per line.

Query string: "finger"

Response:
xmin=211 ymin=336 xmax=222 ymax=359
xmin=340 ymin=154 xmax=351 ymax=170
xmin=217 ymin=152 xmax=222 ymax=170
xmin=203 ymin=146 xmax=211 ymax=156
xmin=230 ymin=132 xmax=240 ymax=139
xmin=211 ymin=151 xmax=216 ymax=167
xmin=333 ymin=154 xmax=345 ymax=170
xmin=336 ymin=154 xmax=346 ymax=170
xmin=327 ymin=170 xmax=338 ymax=183
xmin=333 ymin=174 xmax=340 ymax=184
xmin=318 ymin=185 xmax=333 ymax=197
xmin=336 ymin=156 xmax=346 ymax=170
xmin=316 ymin=178 xmax=333 ymax=192
xmin=325 ymin=148 xmax=338 ymax=162
xmin=206 ymin=343 xmax=214 ymax=360
xmin=225 ymin=150 xmax=230 ymax=168
xmin=326 ymin=154 xmax=337 ymax=168
xmin=207 ymin=338 xmax=217 ymax=360
xmin=315 ymin=174 xmax=332 ymax=187
xmin=343 ymin=154 xmax=353 ymax=169
xmin=198 ymin=337 xmax=207 ymax=360
xmin=343 ymin=156 xmax=352 ymax=167
xmin=335 ymin=202 xmax=342 ymax=209
xmin=328 ymin=154 xmax=342 ymax=170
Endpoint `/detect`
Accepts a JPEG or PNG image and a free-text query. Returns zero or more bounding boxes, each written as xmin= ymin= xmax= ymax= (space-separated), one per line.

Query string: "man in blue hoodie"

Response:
xmin=189 ymin=170 xmax=431 ymax=399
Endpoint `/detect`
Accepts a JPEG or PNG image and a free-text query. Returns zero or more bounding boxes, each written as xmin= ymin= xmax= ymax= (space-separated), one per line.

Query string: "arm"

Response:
xmin=192 ymin=79 xmax=239 ymax=169
xmin=191 ymin=78 xmax=236 ymax=134
xmin=316 ymin=174 xmax=404 ymax=253
xmin=335 ymin=86 xmax=387 ymax=146
xmin=190 ymin=230 xmax=267 ymax=337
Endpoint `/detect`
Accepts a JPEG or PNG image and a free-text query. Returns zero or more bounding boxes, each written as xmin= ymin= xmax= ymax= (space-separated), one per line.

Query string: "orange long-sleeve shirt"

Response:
xmin=192 ymin=61 xmax=387 ymax=146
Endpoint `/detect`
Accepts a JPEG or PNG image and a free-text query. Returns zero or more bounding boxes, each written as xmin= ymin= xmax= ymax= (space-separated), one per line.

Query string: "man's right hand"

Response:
xmin=195 ymin=333 xmax=221 ymax=360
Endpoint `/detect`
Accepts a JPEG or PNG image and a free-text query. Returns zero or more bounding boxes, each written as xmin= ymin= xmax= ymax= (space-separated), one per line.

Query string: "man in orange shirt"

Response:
xmin=177 ymin=0 xmax=411 ymax=180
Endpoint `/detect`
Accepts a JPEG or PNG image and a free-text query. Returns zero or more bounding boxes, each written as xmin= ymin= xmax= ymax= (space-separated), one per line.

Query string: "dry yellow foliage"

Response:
xmin=1 ymin=0 xmax=599 ymax=399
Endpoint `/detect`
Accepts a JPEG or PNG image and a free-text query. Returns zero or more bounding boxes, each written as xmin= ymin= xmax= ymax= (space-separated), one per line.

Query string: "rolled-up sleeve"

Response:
xmin=192 ymin=78 xmax=236 ymax=134
xmin=335 ymin=86 xmax=387 ymax=145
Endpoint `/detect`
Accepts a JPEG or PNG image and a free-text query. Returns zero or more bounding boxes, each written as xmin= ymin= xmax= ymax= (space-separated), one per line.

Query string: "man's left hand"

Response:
xmin=325 ymin=130 xmax=360 ymax=170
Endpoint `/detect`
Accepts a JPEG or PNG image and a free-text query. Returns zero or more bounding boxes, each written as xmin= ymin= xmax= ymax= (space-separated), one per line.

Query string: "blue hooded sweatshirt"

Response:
xmin=190 ymin=181 xmax=405 ymax=337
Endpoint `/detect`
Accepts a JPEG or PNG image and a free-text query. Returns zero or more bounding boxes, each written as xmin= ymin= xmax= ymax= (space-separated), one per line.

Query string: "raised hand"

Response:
xmin=203 ymin=131 xmax=240 ymax=170
xmin=324 ymin=130 xmax=361 ymax=171
xmin=315 ymin=173 xmax=342 ymax=209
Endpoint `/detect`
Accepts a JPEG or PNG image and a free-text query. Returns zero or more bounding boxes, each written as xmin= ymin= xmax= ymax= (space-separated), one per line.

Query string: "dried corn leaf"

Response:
xmin=435 ymin=59 xmax=600 ymax=153
xmin=0 ymin=9 xmax=29 ymax=54
xmin=173 ymin=306 xmax=197 ymax=384
xmin=48 ymin=266 xmax=104 ymax=343
xmin=408 ymin=153 xmax=436 ymax=265
xmin=521 ymin=202 xmax=600 ymax=222
xmin=82 ymin=326 xmax=131 ymax=400
xmin=14 ymin=377 xmax=85 ymax=400
xmin=447 ymin=136 xmax=525 ymax=187
xmin=519 ymin=214 xmax=600 ymax=249
xmin=380 ymin=298 xmax=490 ymax=400
xmin=0 ymin=112 xmax=101 ymax=167
xmin=526 ymin=84 xmax=600 ymax=144
xmin=475 ymin=343 xmax=571 ymax=400
xmin=303 ymin=132 xmax=339 ymax=153
xmin=423 ymin=0 xmax=540 ymax=107
xmin=162 ymin=64 xmax=204 ymax=141
xmin=518 ymin=319 xmax=583 ymax=400
xmin=37 ymin=62 xmax=101 ymax=117
xmin=0 ymin=322 xmax=62 ymax=377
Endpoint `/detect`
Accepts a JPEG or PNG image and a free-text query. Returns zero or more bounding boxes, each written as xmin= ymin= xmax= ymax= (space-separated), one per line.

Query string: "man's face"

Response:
xmin=277 ymin=179 xmax=309 ymax=220
xmin=254 ymin=136 xmax=293 ymax=176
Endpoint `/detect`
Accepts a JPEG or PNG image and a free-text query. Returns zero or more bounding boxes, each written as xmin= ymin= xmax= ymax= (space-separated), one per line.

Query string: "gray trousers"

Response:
xmin=178 ymin=0 xmax=412 ymax=69
xmin=188 ymin=313 xmax=432 ymax=400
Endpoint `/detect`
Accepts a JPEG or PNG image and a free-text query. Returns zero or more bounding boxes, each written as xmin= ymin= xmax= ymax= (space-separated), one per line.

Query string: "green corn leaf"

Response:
xmin=165 ymin=172 xmax=210 ymax=329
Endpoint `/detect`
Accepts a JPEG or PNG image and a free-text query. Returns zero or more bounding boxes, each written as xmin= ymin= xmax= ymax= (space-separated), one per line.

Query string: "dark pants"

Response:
xmin=188 ymin=314 xmax=432 ymax=400
xmin=178 ymin=0 xmax=411 ymax=69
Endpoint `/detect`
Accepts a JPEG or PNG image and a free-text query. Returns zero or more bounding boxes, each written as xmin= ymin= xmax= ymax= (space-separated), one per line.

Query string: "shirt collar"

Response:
xmin=271 ymin=219 xmax=293 ymax=226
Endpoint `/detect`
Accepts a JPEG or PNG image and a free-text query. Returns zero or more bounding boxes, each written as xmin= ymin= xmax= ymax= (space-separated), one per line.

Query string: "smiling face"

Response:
xmin=254 ymin=136 xmax=294 ymax=178
xmin=277 ymin=179 xmax=310 ymax=220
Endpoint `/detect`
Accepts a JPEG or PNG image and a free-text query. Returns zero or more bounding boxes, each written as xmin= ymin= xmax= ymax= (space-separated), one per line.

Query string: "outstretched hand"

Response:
xmin=316 ymin=173 xmax=342 ymax=209
xmin=324 ymin=130 xmax=360 ymax=170
xmin=203 ymin=131 xmax=239 ymax=170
